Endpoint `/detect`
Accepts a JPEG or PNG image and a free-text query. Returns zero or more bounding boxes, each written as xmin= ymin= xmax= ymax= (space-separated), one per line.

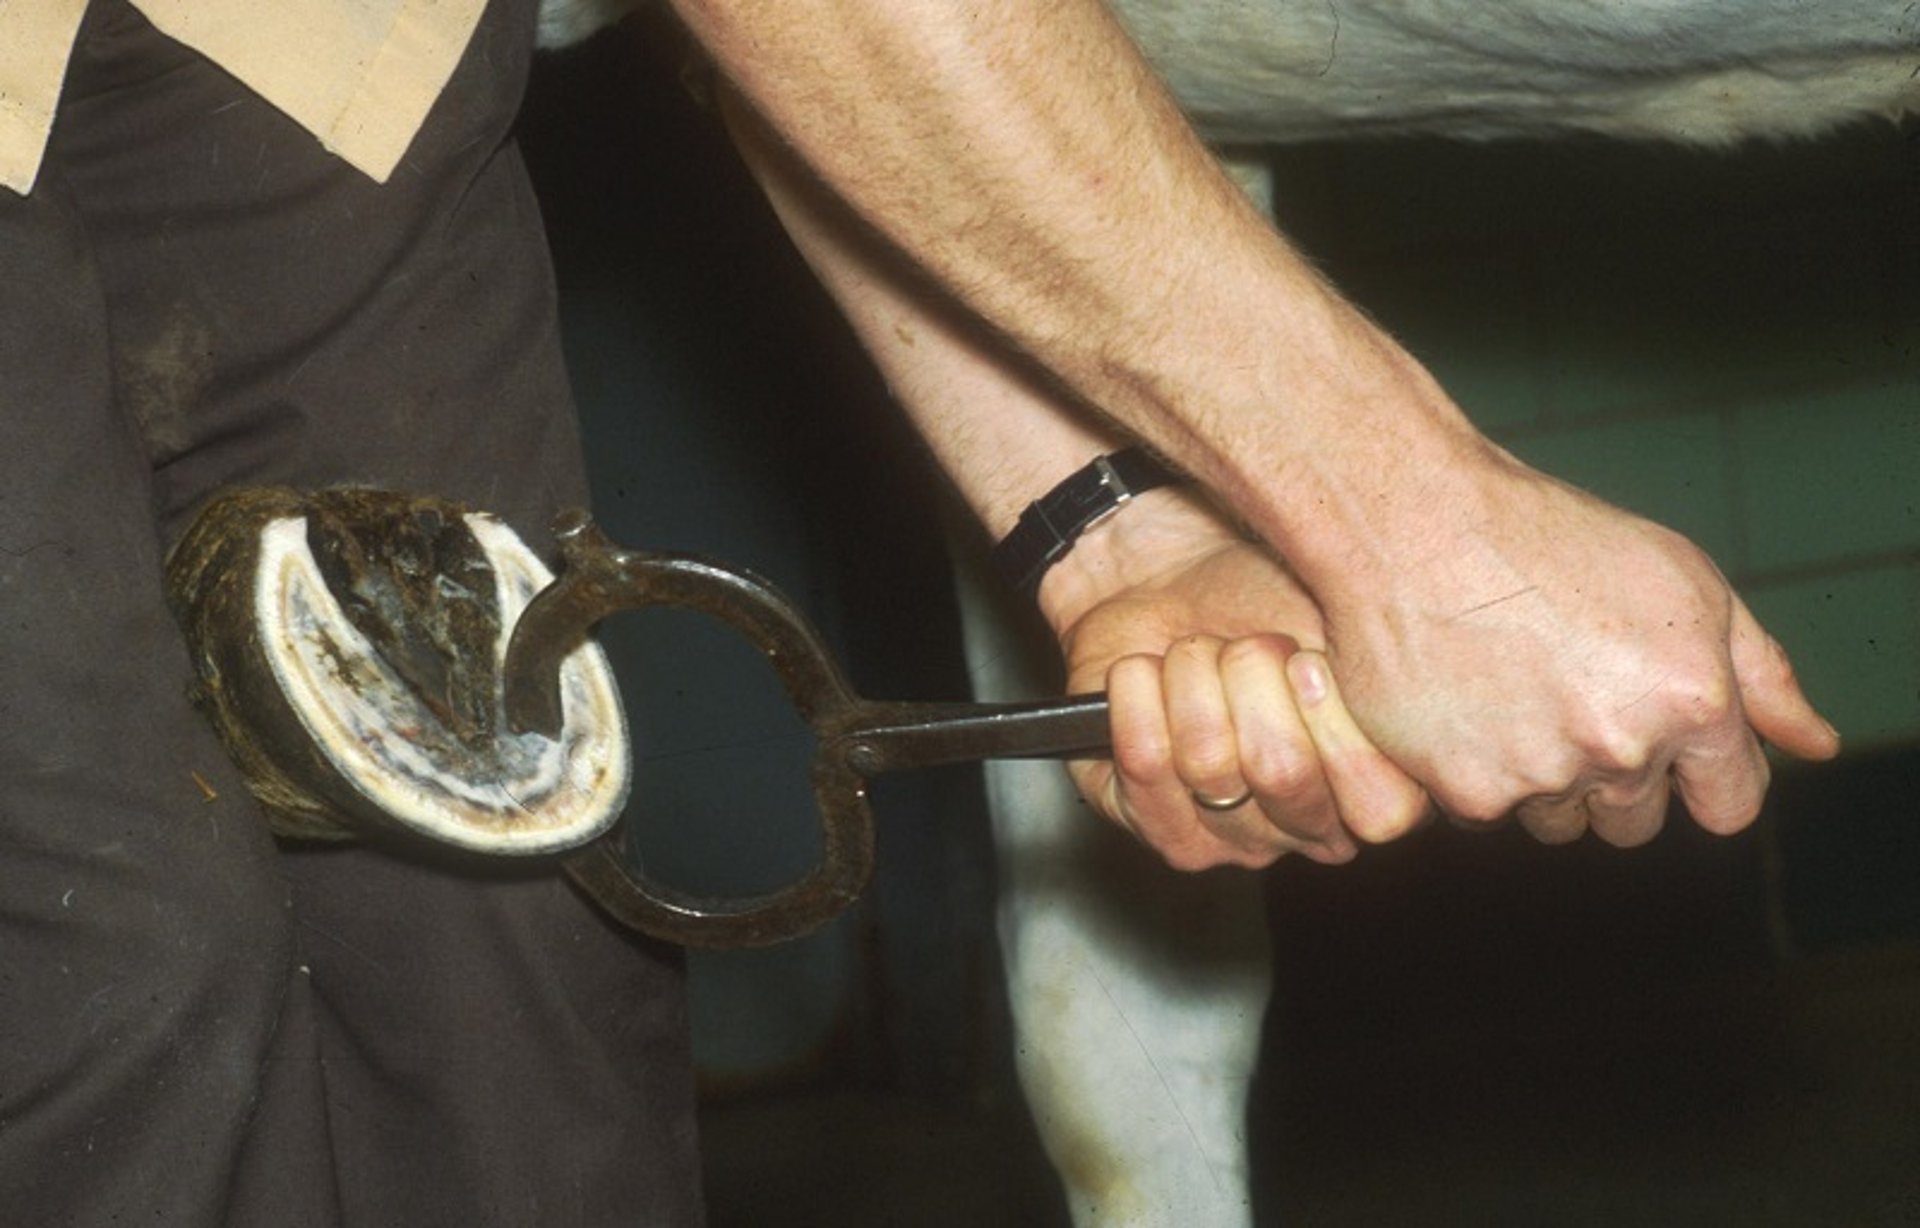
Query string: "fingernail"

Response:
xmin=1288 ymin=653 xmax=1328 ymax=706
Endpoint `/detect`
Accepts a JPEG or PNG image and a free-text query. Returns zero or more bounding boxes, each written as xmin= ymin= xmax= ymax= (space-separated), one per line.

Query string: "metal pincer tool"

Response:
xmin=505 ymin=511 xmax=1111 ymax=949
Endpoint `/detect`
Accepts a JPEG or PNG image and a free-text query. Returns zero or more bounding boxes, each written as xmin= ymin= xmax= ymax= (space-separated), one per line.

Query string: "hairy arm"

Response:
xmin=668 ymin=0 xmax=1464 ymax=576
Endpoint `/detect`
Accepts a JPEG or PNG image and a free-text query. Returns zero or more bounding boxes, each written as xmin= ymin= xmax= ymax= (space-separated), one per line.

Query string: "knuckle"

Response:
xmin=1112 ymin=724 xmax=1174 ymax=784
xmin=1231 ymin=845 xmax=1288 ymax=871
xmin=1593 ymin=817 xmax=1664 ymax=849
xmin=1348 ymin=816 xmax=1400 ymax=845
xmin=1578 ymin=718 xmax=1654 ymax=776
xmin=1218 ymin=634 xmax=1289 ymax=674
xmin=1240 ymin=739 xmax=1319 ymax=807
xmin=1687 ymin=771 xmax=1770 ymax=835
xmin=1310 ymin=841 xmax=1359 ymax=866
xmin=1742 ymin=624 xmax=1799 ymax=690
xmin=1180 ymin=733 xmax=1240 ymax=782
xmin=1516 ymin=792 xmax=1583 ymax=838
xmin=1159 ymin=835 xmax=1234 ymax=873
xmin=1167 ymin=634 xmax=1222 ymax=668
xmin=1519 ymin=809 xmax=1586 ymax=845
xmin=1599 ymin=662 xmax=1739 ymax=745
xmin=1356 ymin=792 xmax=1429 ymax=844
xmin=1439 ymin=784 xmax=1511 ymax=826
xmin=1197 ymin=819 xmax=1292 ymax=870
xmin=1661 ymin=666 xmax=1738 ymax=731
xmin=1691 ymin=794 xmax=1764 ymax=835
xmin=1175 ymin=744 xmax=1236 ymax=790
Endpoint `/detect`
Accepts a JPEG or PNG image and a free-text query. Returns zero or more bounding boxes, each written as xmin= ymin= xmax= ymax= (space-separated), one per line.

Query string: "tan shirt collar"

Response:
xmin=1 ymin=0 xmax=488 ymax=194
xmin=0 ymin=0 xmax=89 ymax=193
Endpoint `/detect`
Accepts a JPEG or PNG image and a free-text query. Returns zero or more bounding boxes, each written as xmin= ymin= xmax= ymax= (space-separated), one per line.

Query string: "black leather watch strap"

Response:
xmin=992 ymin=448 xmax=1181 ymax=594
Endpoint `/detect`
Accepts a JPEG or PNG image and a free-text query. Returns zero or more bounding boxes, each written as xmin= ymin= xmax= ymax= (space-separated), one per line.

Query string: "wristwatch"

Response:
xmin=992 ymin=447 xmax=1180 ymax=594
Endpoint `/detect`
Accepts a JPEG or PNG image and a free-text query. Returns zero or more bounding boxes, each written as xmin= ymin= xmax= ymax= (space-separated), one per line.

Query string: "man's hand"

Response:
xmin=1042 ymin=493 xmax=1431 ymax=870
xmin=1312 ymin=452 xmax=1841 ymax=845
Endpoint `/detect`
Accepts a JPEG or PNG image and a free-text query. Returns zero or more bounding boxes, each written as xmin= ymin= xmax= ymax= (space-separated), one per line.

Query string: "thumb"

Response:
xmin=1729 ymin=599 xmax=1841 ymax=761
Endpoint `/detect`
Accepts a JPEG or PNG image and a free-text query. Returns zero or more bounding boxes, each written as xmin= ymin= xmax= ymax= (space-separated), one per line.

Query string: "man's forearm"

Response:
xmin=668 ymin=0 xmax=1488 ymax=605
xmin=717 ymin=85 xmax=1232 ymax=637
